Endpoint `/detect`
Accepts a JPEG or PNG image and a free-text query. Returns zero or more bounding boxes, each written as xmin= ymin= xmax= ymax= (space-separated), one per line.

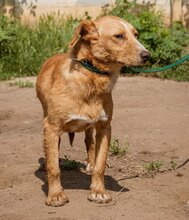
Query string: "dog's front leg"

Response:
xmin=85 ymin=128 xmax=95 ymax=173
xmin=88 ymin=122 xmax=112 ymax=203
xmin=44 ymin=118 xmax=69 ymax=207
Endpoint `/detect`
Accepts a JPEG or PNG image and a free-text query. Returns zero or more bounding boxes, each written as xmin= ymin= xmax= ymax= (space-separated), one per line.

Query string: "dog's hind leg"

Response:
xmin=85 ymin=128 xmax=95 ymax=173
xmin=43 ymin=118 xmax=69 ymax=207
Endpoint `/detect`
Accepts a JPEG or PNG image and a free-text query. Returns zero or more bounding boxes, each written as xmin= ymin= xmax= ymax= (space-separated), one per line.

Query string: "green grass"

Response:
xmin=0 ymin=72 xmax=17 ymax=80
xmin=110 ymin=137 xmax=129 ymax=156
xmin=9 ymin=80 xmax=34 ymax=88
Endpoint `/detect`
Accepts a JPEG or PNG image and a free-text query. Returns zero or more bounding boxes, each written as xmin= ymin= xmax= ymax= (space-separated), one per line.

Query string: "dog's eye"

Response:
xmin=114 ymin=34 xmax=124 ymax=39
xmin=134 ymin=32 xmax=138 ymax=38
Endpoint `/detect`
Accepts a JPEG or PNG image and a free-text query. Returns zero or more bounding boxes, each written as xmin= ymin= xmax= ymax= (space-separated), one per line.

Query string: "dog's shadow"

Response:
xmin=35 ymin=157 xmax=129 ymax=196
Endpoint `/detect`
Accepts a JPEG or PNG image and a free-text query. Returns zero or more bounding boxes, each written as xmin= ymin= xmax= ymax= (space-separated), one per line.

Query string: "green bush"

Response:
xmin=158 ymin=62 xmax=189 ymax=81
xmin=0 ymin=16 xmax=15 ymax=57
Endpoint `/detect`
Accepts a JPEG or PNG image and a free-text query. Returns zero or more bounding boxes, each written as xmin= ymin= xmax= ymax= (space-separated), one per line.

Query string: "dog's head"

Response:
xmin=69 ymin=16 xmax=150 ymax=67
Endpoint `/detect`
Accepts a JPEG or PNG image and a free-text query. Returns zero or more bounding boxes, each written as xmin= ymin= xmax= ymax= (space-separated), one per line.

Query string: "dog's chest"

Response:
xmin=63 ymin=109 xmax=108 ymax=132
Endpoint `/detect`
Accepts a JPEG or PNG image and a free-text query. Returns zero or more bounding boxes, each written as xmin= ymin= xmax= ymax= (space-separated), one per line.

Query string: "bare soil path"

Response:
xmin=0 ymin=76 xmax=189 ymax=220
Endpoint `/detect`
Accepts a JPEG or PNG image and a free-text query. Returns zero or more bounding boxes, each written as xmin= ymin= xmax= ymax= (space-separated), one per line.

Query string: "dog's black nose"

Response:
xmin=140 ymin=50 xmax=150 ymax=63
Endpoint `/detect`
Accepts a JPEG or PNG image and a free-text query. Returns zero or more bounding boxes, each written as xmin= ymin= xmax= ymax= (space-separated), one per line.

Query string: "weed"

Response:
xmin=62 ymin=155 xmax=81 ymax=171
xmin=170 ymin=159 xmax=177 ymax=170
xmin=144 ymin=160 xmax=163 ymax=172
xmin=9 ymin=80 xmax=34 ymax=88
xmin=110 ymin=137 xmax=129 ymax=156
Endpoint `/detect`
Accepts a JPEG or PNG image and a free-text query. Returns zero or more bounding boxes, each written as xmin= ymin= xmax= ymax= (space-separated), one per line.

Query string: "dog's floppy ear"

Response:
xmin=69 ymin=20 xmax=99 ymax=48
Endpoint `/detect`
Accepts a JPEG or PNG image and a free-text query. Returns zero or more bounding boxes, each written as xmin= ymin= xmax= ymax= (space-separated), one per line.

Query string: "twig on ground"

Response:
xmin=176 ymin=158 xmax=189 ymax=169
xmin=99 ymin=185 xmax=127 ymax=207
xmin=116 ymin=158 xmax=189 ymax=182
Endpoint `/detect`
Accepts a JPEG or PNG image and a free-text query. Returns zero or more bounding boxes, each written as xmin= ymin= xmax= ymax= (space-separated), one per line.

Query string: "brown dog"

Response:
xmin=36 ymin=15 xmax=150 ymax=206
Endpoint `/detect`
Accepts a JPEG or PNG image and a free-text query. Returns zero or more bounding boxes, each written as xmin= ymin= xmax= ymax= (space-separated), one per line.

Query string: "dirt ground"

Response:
xmin=0 ymin=76 xmax=189 ymax=220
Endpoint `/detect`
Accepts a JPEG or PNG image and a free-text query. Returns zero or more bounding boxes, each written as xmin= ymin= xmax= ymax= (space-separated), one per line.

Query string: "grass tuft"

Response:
xmin=61 ymin=155 xmax=82 ymax=171
xmin=9 ymin=80 xmax=34 ymax=88
xmin=144 ymin=160 xmax=163 ymax=172
xmin=110 ymin=137 xmax=129 ymax=156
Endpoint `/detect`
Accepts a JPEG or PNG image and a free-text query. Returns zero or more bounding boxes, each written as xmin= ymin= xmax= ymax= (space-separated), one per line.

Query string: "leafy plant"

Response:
xmin=144 ymin=160 xmax=163 ymax=172
xmin=62 ymin=155 xmax=81 ymax=171
xmin=110 ymin=137 xmax=129 ymax=156
xmin=0 ymin=15 xmax=15 ymax=57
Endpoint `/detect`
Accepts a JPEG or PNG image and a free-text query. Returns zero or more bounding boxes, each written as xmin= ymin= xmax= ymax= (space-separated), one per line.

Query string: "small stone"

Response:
xmin=176 ymin=172 xmax=183 ymax=177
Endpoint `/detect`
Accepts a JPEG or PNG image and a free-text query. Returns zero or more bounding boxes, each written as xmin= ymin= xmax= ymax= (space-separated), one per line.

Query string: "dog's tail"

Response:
xmin=68 ymin=132 xmax=75 ymax=146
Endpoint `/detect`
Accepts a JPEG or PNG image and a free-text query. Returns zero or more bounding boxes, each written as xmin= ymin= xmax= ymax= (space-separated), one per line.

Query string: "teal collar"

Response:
xmin=72 ymin=58 xmax=109 ymax=75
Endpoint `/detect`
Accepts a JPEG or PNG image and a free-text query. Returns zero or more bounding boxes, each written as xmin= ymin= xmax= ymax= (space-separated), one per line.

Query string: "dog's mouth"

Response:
xmin=118 ymin=61 xmax=141 ymax=68
xmin=118 ymin=50 xmax=150 ymax=67
xmin=118 ymin=58 xmax=150 ymax=68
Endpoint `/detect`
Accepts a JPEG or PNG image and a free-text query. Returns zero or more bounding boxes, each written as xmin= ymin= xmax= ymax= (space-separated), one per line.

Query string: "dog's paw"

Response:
xmin=45 ymin=191 xmax=69 ymax=207
xmin=88 ymin=191 xmax=112 ymax=203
